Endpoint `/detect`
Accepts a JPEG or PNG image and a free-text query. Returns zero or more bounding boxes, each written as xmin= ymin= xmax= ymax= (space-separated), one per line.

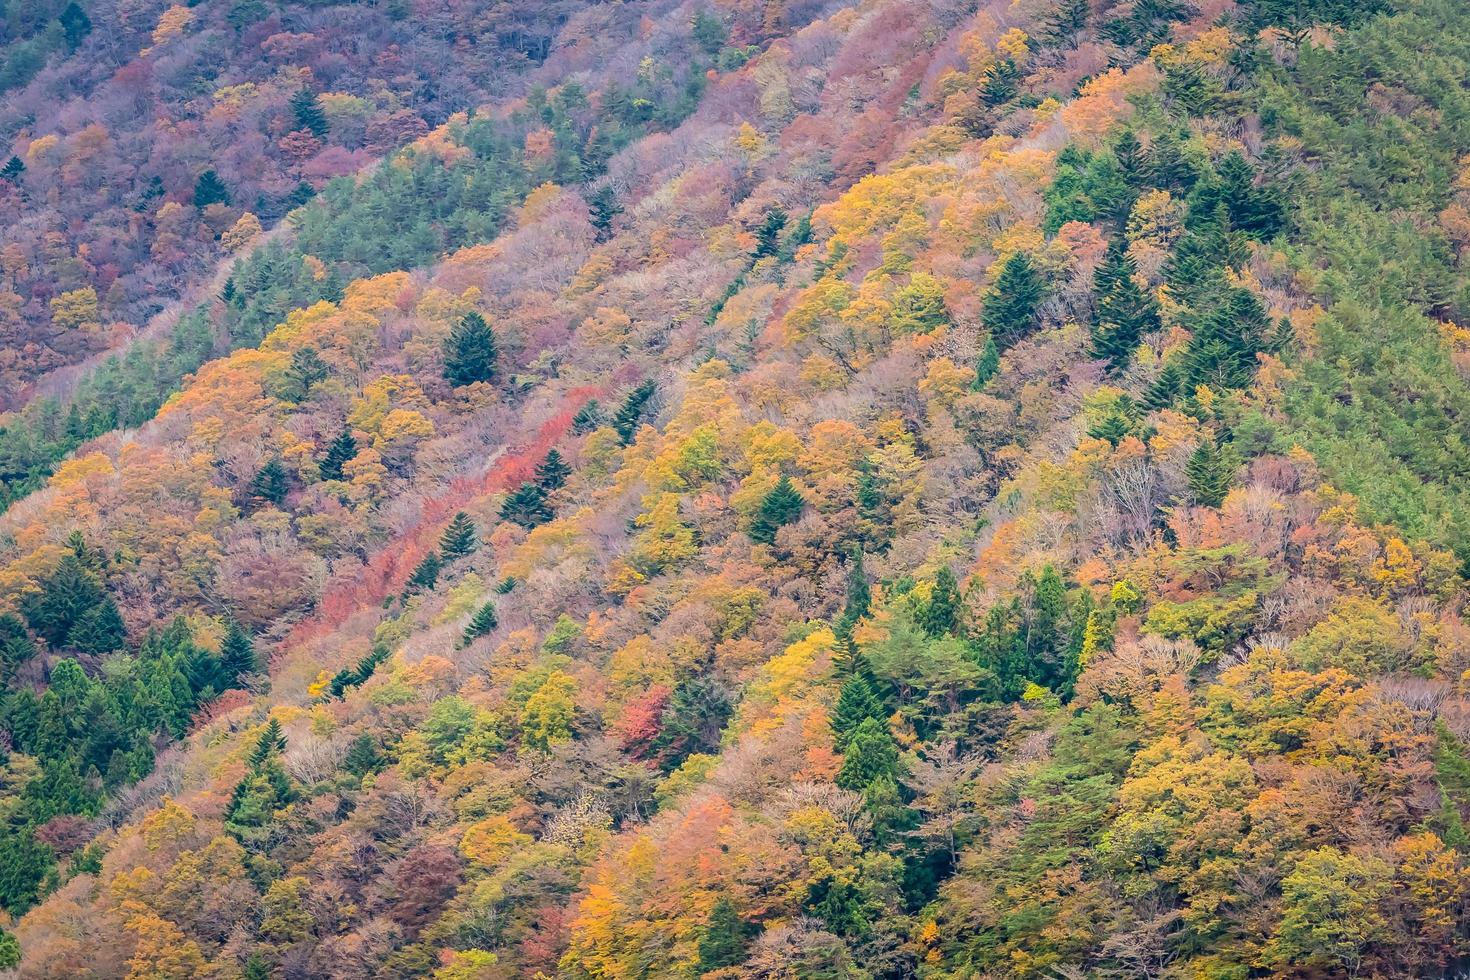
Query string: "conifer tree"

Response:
xmin=1186 ymin=439 xmax=1234 ymax=507
xmin=250 ymin=719 xmax=286 ymax=767
xmin=220 ymin=618 xmax=258 ymax=683
xmin=535 ymin=449 xmax=572 ymax=491
xmin=319 ymin=428 xmax=357 ymax=482
xmin=834 ymin=552 xmax=871 ymax=648
xmin=973 ymin=335 xmax=1000 ymax=389
xmin=1088 ymin=410 xmax=1132 ymax=447
xmin=193 ymin=169 xmax=230 ymax=208
xmin=406 ymin=552 xmax=443 ymax=593
xmin=462 ymin=601 xmax=499 ymax=646
xmin=250 ymin=458 xmax=289 ymax=505
xmin=836 ymin=717 xmax=901 ymax=791
xmin=439 ymin=512 xmax=478 ymax=560
xmin=831 ymin=674 xmax=884 ymax=751
xmin=443 ymin=312 xmax=498 ymax=388
xmin=290 ymin=88 xmax=329 ymax=137
xmin=753 ymin=207 xmax=787 ymax=258
xmin=696 ymin=898 xmax=752 ymax=973
xmin=22 ymin=552 xmax=105 ymax=649
xmin=587 ymin=186 xmax=623 ymax=242
xmin=1091 ymin=240 xmax=1160 ymax=371
xmin=66 ymin=598 xmax=126 ymax=654
xmin=613 ymin=381 xmax=658 ymax=444
xmin=501 ymin=482 xmax=552 ymax=529
xmin=571 ymin=400 xmax=604 ymax=434
xmin=0 ymin=156 xmax=24 ymax=183
xmin=280 ymin=347 xmax=327 ymax=402
xmin=919 ymin=567 xmax=962 ymax=637
xmin=1143 ymin=362 xmax=1183 ymax=410
xmin=749 ymin=477 xmax=804 ymax=545
xmin=343 ymin=735 xmax=380 ymax=777
xmin=982 ymin=252 xmax=1045 ymax=349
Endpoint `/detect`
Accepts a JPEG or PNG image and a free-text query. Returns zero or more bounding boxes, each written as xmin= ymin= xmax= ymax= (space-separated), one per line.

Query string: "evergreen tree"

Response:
xmin=250 ymin=718 xmax=286 ymax=767
xmin=220 ymin=618 xmax=259 ymax=683
xmin=836 ymin=717 xmax=901 ymax=791
xmin=571 ymin=400 xmax=604 ymax=434
xmin=280 ymin=347 xmax=327 ymax=402
xmin=1088 ymin=410 xmax=1132 ymax=447
xmin=696 ymin=897 xmax=752 ymax=974
xmin=973 ymin=335 xmax=1000 ymax=389
xmin=587 ymin=185 xmax=623 ymax=242
xmin=21 ymin=552 xmax=105 ymax=649
xmin=66 ymin=598 xmax=126 ymax=654
xmin=613 ymin=381 xmax=658 ymax=444
xmin=0 ymin=156 xmax=25 ymax=183
xmin=1113 ymin=130 xmax=1149 ymax=186
xmin=834 ymin=552 xmax=871 ymax=648
xmin=406 ymin=552 xmax=443 ymax=593
xmin=1186 ymin=439 xmax=1234 ymax=507
xmin=462 ymin=601 xmax=499 ymax=646
xmin=343 ymin=735 xmax=380 ymax=777
xmin=250 ymin=458 xmax=289 ymax=505
xmin=439 ymin=512 xmax=478 ymax=560
xmin=831 ymin=674 xmax=884 ymax=751
xmin=1091 ymin=240 xmax=1160 ymax=371
xmin=753 ymin=207 xmax=787 ymax=259
xmin=319 ymin=428 xmax=358 ymax=482
xmin=1143 ymin=362 xmax=1184 ymax=410
xmin=0 ymin=615 xmax=36 ymax=684
xmin=443 ymin=312 xmax=498 ymax=388
xmin=59 ymin=2 xmax=92 ymax=49
xmin=193 ymin=169 xmax=231 ymax=208
xmin=982 ymin=252 xmax=1045 ymax=349
xmin=535 ymin=449 xmax=572 ymax=491
xmin=749 ymin=477 xmax=804 ymax=545
xmin=500 ymin=482 xmax=552 ymax=529
xmin=1184 ymin=287 xmax=1268 ymax=390
xmin=242 ymin=954 xmax=271 ymax=980
xmin=919 ymin=567 xmax=962 ymax=637
xmin=290 ymin=88 xmax=329 ymax=137
xmin=1042 ymin=0 xmax=1089 ymax=48
xmin=692 ymin=8 xmax=727 ymax=55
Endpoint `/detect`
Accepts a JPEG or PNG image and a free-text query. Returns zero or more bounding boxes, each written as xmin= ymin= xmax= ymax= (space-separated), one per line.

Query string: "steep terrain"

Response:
xmin=4 ymin=0 xmax=1470 ymax=977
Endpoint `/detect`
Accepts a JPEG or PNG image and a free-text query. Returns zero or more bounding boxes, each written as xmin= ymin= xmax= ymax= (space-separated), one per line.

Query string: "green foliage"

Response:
xmin=753 ymin=207 xmax=787 ymax=259
xmin=918 ymin=567 xmax=962 ymax=638
xmin=972 ymin=336 xmax=1000 ymax=390
xmin=571 ymin=400 xmax=604 ymax=434
xmin=749 ymin=476 xmax=804 ymax=545
xmin=613 ymin=380 xmax=658 ymax=444
xmin=290 ymin=87 xmax=329 ymax=137
xmin=831 ymin=674 xmax=885 ymax=752
xmin=329 ymin=643 xmax=391 ymax=698
xmin=250 ymin=458 xmax=289 ymax=505
xmin=535 ymin=448 xmax=572 ymax=491
xmin=443 ymin=312 xmax=498 ymax=388
xmin=696 ymin=897 xmax=752 ymax=973
xmin=319 ymin=427 xmax=358 ymax=482
xmin=1186 ymin=438 xmax=1235 ymax=507
xmin=836 ymin=717 xmax=900 ymax=791
xmin=21 ymin=550 xmax=105 ymax=649
xmin=279 ymin=346 xmax=328 ymax=403
xmin=220 ymin=618 xmax=259 ymax=684
xmin=461 ymin=602 xmax=499 ymax=647
xmin=406 ymin=552 xmax=443 ymax=593
xmin=982 ymin=253 xmax=1046 ymax=350
xmin=439 ymin=512 xmax=478 ymax=560
xmin=193 ymin=169 xmax=231 ymax=208
xmin=500 ymin=482 xmax=552 ymax=529
xmin=1091 ymin=240 xmax=1160 ymax=371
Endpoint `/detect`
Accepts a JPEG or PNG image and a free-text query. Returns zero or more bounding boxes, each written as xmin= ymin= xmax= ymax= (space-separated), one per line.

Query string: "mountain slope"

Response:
xmin=3 ymin=0 xmax=1470 ymax=978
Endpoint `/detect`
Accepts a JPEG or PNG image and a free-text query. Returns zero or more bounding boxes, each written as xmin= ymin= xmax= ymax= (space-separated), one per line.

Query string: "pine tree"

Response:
xmin=500 ymin=482 xmax=552 ymax=529
xmin=1091 ymin=240 xmax=1160 ymax=371
xmin=443 ymin=312 xmax=498 ymax=388
xmin=1113 ymin=130 xmax=1148 ymax=186
xmin=439 ymin=512 xmax=478 ymax=560
xmin=696 ymin=897 xmax=752 ymax=973
xmin=1184 ymin=287 xmax=1268 ymax=390
xmin=0 ymin=156 xmax=24 ymax=183
xmin=406 ymin=552 xmax=443 ymax=593
xmin=250 ymin=458 xmax=289 ymax=505
xmin=587 ymin=185 xmax=623 ymax=242
xmin=983 ymin=252 xmax=1045 ymax=350
xmin=250 ymin=719 xmax=286 ymax=767
xmin=66 ymin=598 xmax=126 ymax=654
xmin=342 ymin=735 xmax=380 ymax=777
xmin=461 ymin=601 xmax=499 ymax=646
xmin=290 ymin=88 xmax=329 ymax=137
xmin=749 ymin=477 xmax=804 ymax=545
xmin=319 ymin=428 xmax=357 ymax=482
xmin=280 ymin=347 xmax=327 ymax=402
xmin=571 ymin=400 xmax=604 ymax=434
xmin=613 ymin=381 xmax=658 ymax=445
xmin=753 ymin=207 xmax=787 ymax=259
xmin=535 ymin=449 xmax=572 ymax=491
xmin=831 ymin=674 xmax=884 ymax=751
xmin=973 ymin=335 xmax=1000 ymax=389
xmin=836 ymin=717 xmax=901 ymax=791
xmin=193 ymin=169 xmax=230 ymax=208
xmin=919 ymin=567 xmax=962 ymax=637
xmin=1143 ymin=362 xmax=1183 ymax=410
xmin=1042 ymin=0 xmax=1089 ymax=48
xmin=21 ymin=552 xmax=105 ymax=649
xmin=834 ymin=552 xmax=871 ymax=647
xmin=1088 ymin=410 xmax=1132 ymax=446
xmin=1186 ymin=439 xmax=1234 ymax=507
xmin=59 ymin=1 xmax=91 ymax=49
xmin=220 ymin=618 xmax=259 ymax=683
xmin=242 ymin=954 xmax=271 ymax=980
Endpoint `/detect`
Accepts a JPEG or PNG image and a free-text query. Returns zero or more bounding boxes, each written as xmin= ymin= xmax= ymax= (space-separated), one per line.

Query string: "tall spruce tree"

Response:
xmin=500 ymin=483 xmax=551 ymax=529
xmin=983 ymin=252 xmax=1045 ymax=349
xmin=319 ymin=428 xmax=357 ymax=482
xmin=462 ymin=602 xmax=499 ymax=646
xmin=535 ymin=449 xmax=572 ymax=491
xmin=1186 ymin=439 xmax=1234 ymax=507
xmin=613 ymin=381 xmax=658 ymax=444
xmin=290 ymin=88 xmax=329 ymax=137
xmin=1092 ymin=240 xmax=1160 ymax=371
xmin=919 ymin=567 xmax=962 ymax=637
xmin=220 ymin=618 xmax=259 ymax=683
xmin=250 ymin=458 xmax=289 ymax=505
xmin=443 ymin=312 xmax=498 ymax=387
xmin=193 ymin=169 xmax=230 ymax=208
xmin=439 ymin=513 xmax=478 ymax=560
xmin=406 ymin=552 xmax=443 ymax=593
xmin=749 ymin=477 xmax=804 ymax=545
xmin=696 ymin=898 xmax=752 ymax=973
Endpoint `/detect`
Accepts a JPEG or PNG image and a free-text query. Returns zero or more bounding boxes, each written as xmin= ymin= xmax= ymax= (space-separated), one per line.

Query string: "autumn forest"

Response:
xmin=0 ymin=0 xmax=1468 ymax=976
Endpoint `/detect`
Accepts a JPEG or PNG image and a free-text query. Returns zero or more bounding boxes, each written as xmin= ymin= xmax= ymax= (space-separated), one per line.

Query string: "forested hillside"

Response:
xmin=2 ymin=0 xmax=1470 ymax=977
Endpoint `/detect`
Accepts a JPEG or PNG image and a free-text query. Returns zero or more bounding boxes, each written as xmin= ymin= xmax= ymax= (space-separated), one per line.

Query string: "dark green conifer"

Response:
xmin=319 ymin=428 xmax=358 ymax=482
xmin=406 ymin=552 xmax=443 ymax=593
xmin=290 ymin=88 xmax=329 ymax=137
xmin=250 ymin=458 xmax=289 ymax=506
xmin=462 ymin=601 xmax=499 ymax=646
xmin=696 ymin=897 xmax=752 ymax=974
xmin=439 ymin=512 xmax=478 ymax=560
xmin=1186 ymin=439 xmax=1234 ymax=507
xmin=535 ymin=449 xmax=572 ymax=491
xmin=613 ymin=381 xmax=658 ymax=444
xmin=443 ymin=312 xmax=498 ymax=388
xmin=982 ymin=252 xmax=1045 ymax=350
xmin=500 ymin=482 xmax=552 ymax=529
xmin=749 ymin=477 xmax=804 ymax=545
xmin=193 ymin=169 xmax=230 ymax=208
